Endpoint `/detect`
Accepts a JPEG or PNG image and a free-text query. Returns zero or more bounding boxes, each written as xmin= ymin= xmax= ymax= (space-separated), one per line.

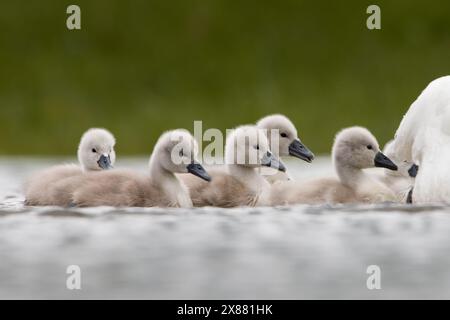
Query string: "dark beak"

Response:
xmin=187 ymin=162 xmax=211 ymax=182
xmin=261 ymin=151 xmax=286 ymax=172
xmin=289 ymin=139 xmax=315 ymax=163
xmin=374 ymin=152 xmax=397 ymax=171
xmin=408 ymin=164 xmax=419 ymax=178
xmin=406 ymin=187 xmax=414 ymax=204
xmin=97 ymin=154 xmax=113 ymax=170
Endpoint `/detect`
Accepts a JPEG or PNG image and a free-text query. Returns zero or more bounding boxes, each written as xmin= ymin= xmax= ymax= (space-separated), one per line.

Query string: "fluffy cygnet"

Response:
xmin=180 ymin=125 xmax=286 ymax=207
xmin=271 ymin=127 xmax=398 ymax=205
xmin=48 ymin=129 xmax=211 ymax=208
xmin=256 ymin=114 xmax=314 ymax=183
xmin=24 ymin=128 xmax=116 ymax=206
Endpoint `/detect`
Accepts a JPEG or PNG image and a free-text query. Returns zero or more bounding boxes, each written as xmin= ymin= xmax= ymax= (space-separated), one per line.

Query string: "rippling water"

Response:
xmin=1 ymin=157 xmax=450 ymax=299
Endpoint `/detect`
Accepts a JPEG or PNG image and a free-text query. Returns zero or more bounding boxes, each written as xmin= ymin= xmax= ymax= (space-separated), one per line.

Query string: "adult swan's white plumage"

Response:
xmin=25 ymin=128 xmax=116 ymax=206
xmin=390 ymin=76 xmax=450 ymax=203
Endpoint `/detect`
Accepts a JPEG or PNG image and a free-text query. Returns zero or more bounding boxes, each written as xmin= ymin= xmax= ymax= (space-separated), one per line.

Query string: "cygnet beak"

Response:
xmin=289 ymin=139 xmax=315 ymax=163
xmin=97 ymin=154 xmax=113 ymax=170
xmin=187 ymin=162 xmax=211 ymax=182
xmin=261 ymin=151 xmax=286 ymax=172
xmin=408 ymin=164 xmax=419 ymax=178
xmin=374 ymin=152 xmax=398 ymax=171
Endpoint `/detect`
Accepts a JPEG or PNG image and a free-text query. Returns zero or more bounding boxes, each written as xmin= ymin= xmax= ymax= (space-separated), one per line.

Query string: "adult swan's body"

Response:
xmin=390 ymin=76 xmax=450 ymax=203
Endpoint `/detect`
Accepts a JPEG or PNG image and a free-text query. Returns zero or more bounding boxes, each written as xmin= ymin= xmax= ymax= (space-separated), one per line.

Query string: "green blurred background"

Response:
xmin=0 ymin=0 xmax=449 ymax=155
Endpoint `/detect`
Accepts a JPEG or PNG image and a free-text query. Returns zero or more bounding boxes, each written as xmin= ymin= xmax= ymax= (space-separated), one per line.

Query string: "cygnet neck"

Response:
xmin=149 ymin=154 xmax=192 ymax=208
xmin=335 ymin=162 xmax=367 ymax=189
xmin=78 ymin=155 xmax=87 ymax=172
xmin=149 ymin=159 xmax=175 ymax=181
xmin=227 ymin=164 xmax=269 ymax=192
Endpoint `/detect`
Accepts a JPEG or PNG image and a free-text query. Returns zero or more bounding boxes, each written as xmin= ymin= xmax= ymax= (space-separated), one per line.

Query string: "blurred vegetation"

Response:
xmin=0 ymin=0 xmax=449 ymax=155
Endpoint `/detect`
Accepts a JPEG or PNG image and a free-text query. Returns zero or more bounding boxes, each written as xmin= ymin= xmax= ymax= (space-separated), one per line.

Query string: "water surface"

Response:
xmin=1 ymin=157 xmax=449 ymax=299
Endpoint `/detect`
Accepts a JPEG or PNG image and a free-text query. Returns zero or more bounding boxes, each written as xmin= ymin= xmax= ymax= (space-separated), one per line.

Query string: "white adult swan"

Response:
xmin=25 ymin=128 xmax=116 ymax=206
xmin=256 ymin=114 xmax=314 ymax=183
xmin=389 ymin=76 xmax=450 ymax=203
xmin=271 ymin=127 xmax=398 ymax=205
xmin=29 ymin=129 xmax=211 ymax=208
xmin=181 ymin=125 xmax=286 ymax=207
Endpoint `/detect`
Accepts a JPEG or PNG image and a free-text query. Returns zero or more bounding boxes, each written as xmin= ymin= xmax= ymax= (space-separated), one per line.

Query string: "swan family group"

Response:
xmin=24 ymin=75 xmax=450 ymax=208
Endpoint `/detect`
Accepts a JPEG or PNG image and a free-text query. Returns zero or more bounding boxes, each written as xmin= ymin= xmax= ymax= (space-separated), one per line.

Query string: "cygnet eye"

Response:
xmin=179 ymin=149 xmax=184 ymax=157
xmin=254 ymin=145 xmax=260 ymax=150
xmin=92 ymin=148 xmax=97 ymax=153
xmin=366 ymin=145 xmax=373 ymax=150
xmin=280 ymin=132 xmax=288 ymax=138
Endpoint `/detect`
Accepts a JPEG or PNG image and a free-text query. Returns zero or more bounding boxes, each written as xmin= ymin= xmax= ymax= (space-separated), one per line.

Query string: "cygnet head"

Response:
xmin=383 ymin=140 xmax=418 ymax=178
xmin=77 ymin=128 xmax=116 ymax=171
xmin=333 ymin=127 xmax=398 ymax=171
xmin=225 ymin=125 xmax=286 ymax=172
xmin=150 ymin=129 xmax=211 ymax=181
xmin=257 ymin=114 xmax=314 ymax=162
